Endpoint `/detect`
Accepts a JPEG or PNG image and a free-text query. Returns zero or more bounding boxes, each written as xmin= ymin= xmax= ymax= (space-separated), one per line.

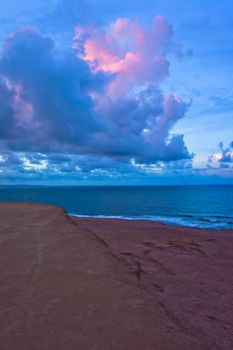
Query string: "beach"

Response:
xmin=0 ymin=202 xmax=233 ymax=349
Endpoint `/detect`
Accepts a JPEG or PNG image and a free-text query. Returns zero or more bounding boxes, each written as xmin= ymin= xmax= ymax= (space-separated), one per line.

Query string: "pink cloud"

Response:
xmin=73 ymin=16 xmax=178 ymax=97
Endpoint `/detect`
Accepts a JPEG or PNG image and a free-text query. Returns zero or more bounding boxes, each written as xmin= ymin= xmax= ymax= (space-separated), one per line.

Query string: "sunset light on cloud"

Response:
xmin=74 ymin=16 xmax=174 ymax=96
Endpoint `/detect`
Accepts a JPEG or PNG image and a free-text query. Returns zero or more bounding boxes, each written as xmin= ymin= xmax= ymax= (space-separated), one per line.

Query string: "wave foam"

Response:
xmin=70 ymin=213 xmax=233 ymax=229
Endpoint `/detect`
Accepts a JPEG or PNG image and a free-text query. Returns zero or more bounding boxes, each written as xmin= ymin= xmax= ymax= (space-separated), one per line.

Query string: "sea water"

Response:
xmin=0 ymin=185 xmax=232 ymax=229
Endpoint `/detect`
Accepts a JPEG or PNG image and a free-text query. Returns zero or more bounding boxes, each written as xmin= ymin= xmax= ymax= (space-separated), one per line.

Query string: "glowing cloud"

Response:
xmin=73 ymin=16 xmax=180 ymax=96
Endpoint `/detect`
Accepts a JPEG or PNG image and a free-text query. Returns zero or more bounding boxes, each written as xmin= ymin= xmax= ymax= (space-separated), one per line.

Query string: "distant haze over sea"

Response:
xmin=0 ymin=185 xmax=232 ymax=229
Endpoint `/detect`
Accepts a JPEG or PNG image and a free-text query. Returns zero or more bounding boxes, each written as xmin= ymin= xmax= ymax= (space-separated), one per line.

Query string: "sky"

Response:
xmin=0 ymin=0 xmax=232 ymax=185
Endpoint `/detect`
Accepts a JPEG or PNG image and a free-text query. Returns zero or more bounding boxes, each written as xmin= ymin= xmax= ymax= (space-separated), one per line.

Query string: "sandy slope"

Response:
xmin=73 ymin=217 xmax=233 ymax=350
xmin=0 ymin=202 xmax=232 ymax=349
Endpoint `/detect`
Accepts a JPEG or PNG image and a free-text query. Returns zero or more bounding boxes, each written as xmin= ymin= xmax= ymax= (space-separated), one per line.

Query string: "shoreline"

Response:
xmin=70 ymin=213 xmax=233 ymax=233
xmin=0 ymin=202 xmax=233 ymax=349
xmin=71 ymin=214 xmax=233 ymax=243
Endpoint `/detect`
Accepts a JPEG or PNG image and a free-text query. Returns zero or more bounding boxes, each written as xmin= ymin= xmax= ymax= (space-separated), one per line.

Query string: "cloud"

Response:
xmin=0 ymin=80 xmax=16 ymax=139
xmin=90 ymin=87 xmax=191 ymax=162
xmin=73 ymin=16 xmax=191 ymax=162
xmin=0 ymin=16 xmax=192 ymax=182
xmin=0 ymin=149 xmax=193 ymax=184
xmin=0 ymin=27 xmax=108 ymax=152
xmin=208 ymin=141 xmax=233 ymax=168
xmin=73 ymin=16 xmax=182 ymax=96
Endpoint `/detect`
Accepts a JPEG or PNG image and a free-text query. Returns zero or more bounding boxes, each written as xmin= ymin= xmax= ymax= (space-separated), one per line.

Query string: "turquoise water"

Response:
xmin=0 ymin=185 xmax=232 ymax=229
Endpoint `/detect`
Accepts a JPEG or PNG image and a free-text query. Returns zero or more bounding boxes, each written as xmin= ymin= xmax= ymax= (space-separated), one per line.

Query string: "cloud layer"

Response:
xmin=0 ymin=15 xmax=195 ymax=182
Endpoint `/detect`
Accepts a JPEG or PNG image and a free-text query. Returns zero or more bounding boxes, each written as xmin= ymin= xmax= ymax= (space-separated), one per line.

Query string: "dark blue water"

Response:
xmin=0 ymin=185 xmax=233 ymax=229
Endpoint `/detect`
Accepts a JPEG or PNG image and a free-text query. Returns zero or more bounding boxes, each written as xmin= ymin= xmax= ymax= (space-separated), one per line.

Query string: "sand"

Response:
xmin=0 ymin=202 xmax=233 ymax=349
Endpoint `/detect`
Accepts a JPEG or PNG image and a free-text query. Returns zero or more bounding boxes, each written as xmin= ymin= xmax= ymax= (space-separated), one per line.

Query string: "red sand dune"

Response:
xmin=0 ymin=202 xmax=233 ymax=349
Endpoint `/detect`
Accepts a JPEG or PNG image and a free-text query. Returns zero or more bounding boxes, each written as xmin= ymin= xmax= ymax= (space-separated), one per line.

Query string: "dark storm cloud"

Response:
xmin=0 ymin=28 xmax=109 ymax=152
xmin=89 ymin=89 xmax=191 ymax=162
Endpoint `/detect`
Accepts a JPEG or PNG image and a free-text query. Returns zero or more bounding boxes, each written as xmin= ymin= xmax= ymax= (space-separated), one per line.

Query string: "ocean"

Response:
xmin=0 ymin=185 xmax=232 ymax=229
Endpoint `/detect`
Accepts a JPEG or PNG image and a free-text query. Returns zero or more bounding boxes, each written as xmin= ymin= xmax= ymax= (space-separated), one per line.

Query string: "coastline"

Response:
xmin=71 ymin=213 xmax=233 ymax=232
xmin=0 ymin=202 xmax=233 ymax=349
